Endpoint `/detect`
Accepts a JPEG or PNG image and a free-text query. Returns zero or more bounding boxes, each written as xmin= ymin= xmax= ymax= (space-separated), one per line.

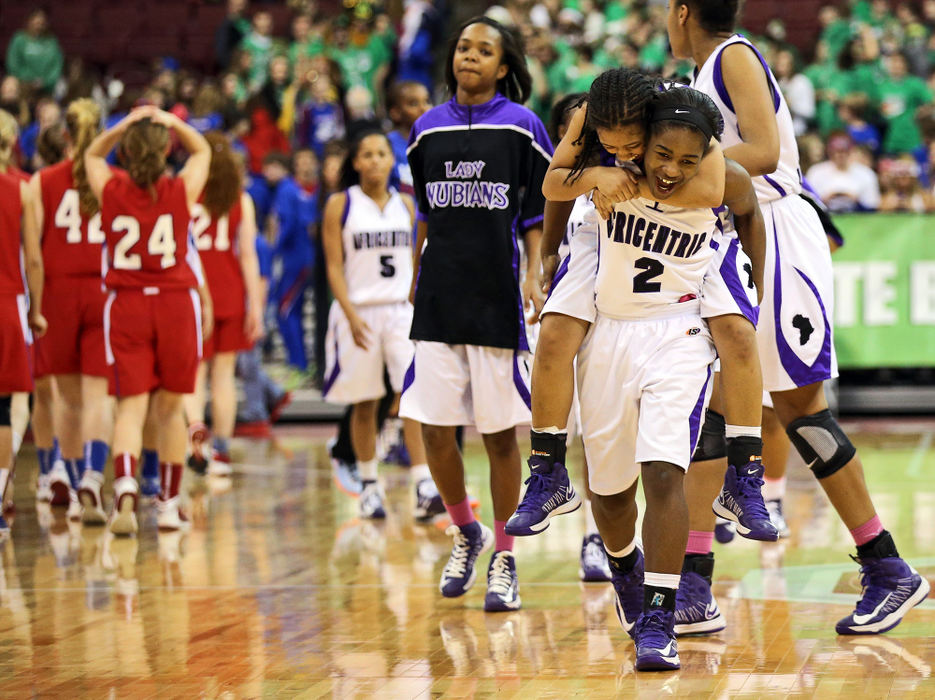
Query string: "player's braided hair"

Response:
xmin=444 ymin=16 xmax=532 ymax=105
xmin=66 ymin=98 xmax=102 ymax=216
xmin=565 ymin=68 xmax=655 ymax=185
xmin=682 ymin=0 xmax=740 ymax=33
xmin=120 ymin=118 xmax=168 ymax=200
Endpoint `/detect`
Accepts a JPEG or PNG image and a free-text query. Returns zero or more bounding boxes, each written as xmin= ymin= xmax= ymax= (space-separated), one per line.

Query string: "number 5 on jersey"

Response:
xmin=112 ymin=214 xmax=177 ymax=270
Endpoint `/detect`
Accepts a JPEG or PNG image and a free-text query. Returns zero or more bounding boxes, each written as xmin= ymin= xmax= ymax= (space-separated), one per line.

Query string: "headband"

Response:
xmin=650 ymin=105 xmax=715 ymax=144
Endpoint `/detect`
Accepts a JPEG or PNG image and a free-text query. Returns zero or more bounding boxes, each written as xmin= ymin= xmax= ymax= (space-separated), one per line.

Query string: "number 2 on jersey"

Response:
xmin=633 ymin=257 xmax=664 ymax=293
xmin=55 ymin=189 xmax=105 ymax=244
xmin=112 ymin=214 xmax=177 ymax=270
xmin=190 ymin=203 xmax=230 ymax=251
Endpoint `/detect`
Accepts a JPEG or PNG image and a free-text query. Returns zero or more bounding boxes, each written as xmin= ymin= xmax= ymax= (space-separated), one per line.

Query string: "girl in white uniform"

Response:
xmin=321 ymin=130 xmax=434 ymax=521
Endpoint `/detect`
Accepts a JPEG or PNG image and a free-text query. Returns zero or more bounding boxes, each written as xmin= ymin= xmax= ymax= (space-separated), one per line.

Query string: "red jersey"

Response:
xmin=0 ymin=173 xmax=24 ymax=294
xmin=2 ymin=166 xmax=30 ymax=183
xmin=101 ymin=173 xmax=199 ymax=290
xmin=39 ymin=159 xmax=106 ymax=278
xmin=191 ymin=195 xmax=246 ymax=319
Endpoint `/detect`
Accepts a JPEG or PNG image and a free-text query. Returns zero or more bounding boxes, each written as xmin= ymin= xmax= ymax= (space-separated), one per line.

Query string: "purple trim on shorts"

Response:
xmin=689 ymin=365 xmax=713 ymax=457
xmin=322 ymin=336 xmax=341 ymax=396
xmin=340 ymin=189 xmax=351 ymax=226
xmin=512 ymin=352 xmax=531 ymax=409
xmin=546 ymin=254 xmax=571 ymax=302
xmin=721 ymin=239 xmax=759 ymax=327
xmin=763 ymin=174 xmax=787 ymax=198
xmin=401 ymin=358 xmax=415 ymax=395
xmin=512 ymin=211 xmax=530 ymax=352
xmin=770 ymin=223 xmax=833 ymax=387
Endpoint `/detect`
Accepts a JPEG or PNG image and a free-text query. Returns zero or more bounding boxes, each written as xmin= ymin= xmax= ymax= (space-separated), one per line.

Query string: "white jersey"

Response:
xmin=691 ymin=34 xmax=802 ymax=203
xmin=558 ymin=195 xmax=595 ymax=259
xmin=341 ymin=185 xmax=413 ymax=306
xmin=595 ymin=198 xmax=717 ymax=320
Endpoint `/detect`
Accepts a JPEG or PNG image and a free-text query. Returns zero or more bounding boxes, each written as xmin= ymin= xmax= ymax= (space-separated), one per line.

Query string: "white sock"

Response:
xmin=532 ymin=425 xmax=565 ymax=434
xmin=411 ymin=463 xmax=431 ymax=482
xmin=584 ymin=501 xmax=598 ymax=534
xmin=358 ymin=458 xmax=378 ymax=482
xmin=606 ymin=538 xmax=637 ymax=558
xmin=725 ymin=424 xmax=761 ymax=439
xmin=763 ymin=476 xmax=786 ymax=501
xmin=643 ymin=571 xmax=681 ymax=589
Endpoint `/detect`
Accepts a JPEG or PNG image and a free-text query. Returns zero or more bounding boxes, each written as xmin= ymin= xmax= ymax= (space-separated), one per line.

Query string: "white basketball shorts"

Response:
xmin=322 ymin=300 xmax=414 ymax=404
xmin=540 ymin=213 xmax=599 ymax=323
xmin=757 ymin=195 xmax=838 ymax=392
xmin=700 ymin=230 xmax=760 ymax=327
xmin=577 ymin=312 xmax=716 ymax=496
xmin=399 ymin=341 xmax=532 ymax=434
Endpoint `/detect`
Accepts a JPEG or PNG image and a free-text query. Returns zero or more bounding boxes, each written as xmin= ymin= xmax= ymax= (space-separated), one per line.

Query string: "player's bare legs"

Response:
xmin=762 ymin=406 xmax=791 ymax=537
xmin=351 ymin=399 xmax=385 ymax=519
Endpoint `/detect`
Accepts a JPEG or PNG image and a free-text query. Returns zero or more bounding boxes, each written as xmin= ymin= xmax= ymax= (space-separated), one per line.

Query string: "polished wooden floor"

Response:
xmin=1 ymin=420 xmax=934 ymax=699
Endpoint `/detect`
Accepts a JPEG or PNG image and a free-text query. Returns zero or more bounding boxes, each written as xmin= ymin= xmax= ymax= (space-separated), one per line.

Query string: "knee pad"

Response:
xmin=692 ymin=410 xmax=726 ymax=461
xmin=0 ymin=395 xmax=10 ymax=427
xmin=786 ymin=409 xmax=856 ymax=479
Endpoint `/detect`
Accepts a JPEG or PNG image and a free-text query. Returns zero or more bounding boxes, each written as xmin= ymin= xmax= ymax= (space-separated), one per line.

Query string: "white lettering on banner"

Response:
xmin=833 ymin=263 xmax=863 ymax=327
xmin=864 ymin=262 xmax=898 ymax=326
xmin=910 ymin=262 xmax=935 ymax=325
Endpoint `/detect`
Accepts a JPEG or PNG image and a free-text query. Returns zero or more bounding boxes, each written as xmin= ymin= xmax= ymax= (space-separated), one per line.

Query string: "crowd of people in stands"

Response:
xmin=2 ymin=0 xmax=934 ymax=381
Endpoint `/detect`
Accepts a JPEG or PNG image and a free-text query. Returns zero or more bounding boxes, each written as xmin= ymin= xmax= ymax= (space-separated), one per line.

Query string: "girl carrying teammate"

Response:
xmin=321 ymin=130 xmax=439 ymax=521
xmin=31 ymin=98 xmax=114 ymax=524
xmin=183 ymin=132 xmax=263 ymax=476
xmin=0 ymin=170 xmax=46 ymax=537
xmin=575 ymin=86 xmax=764 ymax=671
xmin=668 ymin=0 xmax=928 ymax=636
xmin=400 ymin=16 xmax=551 ymax=612
xmin=84 ymin=106 xmax=213 ymax=535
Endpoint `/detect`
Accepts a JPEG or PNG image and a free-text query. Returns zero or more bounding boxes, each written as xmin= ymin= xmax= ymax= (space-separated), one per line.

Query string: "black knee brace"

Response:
xmin=692 ymin=410 xmax=726 ymax=461
xmin=786 ymin=409 xmax=856 ymax=479
xmin=0 ymin=395 xmax=10 ymax=427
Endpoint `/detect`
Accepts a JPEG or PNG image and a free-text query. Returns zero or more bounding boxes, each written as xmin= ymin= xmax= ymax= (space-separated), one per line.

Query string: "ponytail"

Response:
xmin=119 ymin=118 xmax=169 ymax=199
xmin=66 ymin=98 xmax=102 ymax=216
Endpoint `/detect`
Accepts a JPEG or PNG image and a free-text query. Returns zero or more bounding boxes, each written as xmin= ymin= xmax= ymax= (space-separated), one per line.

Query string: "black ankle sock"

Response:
xmin=643 ymin=584 xmax=677 ymax=613
xmin=726 ymin=436 xmax=763 ymax=468
xmin=530 ymin=430 xmax=567 ymax=465
xmin=857 ymin=530 xmax=899 ymax=559
xmin=682 ymin=552 xmax=715 ymax=583
xmin=607 ymin=548 xmax=640 ymax=574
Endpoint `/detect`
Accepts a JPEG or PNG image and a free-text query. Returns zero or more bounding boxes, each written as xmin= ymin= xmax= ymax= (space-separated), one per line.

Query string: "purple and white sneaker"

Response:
xmin=579 ymin=533 xmax=612 ymax=582
xmin=674 ymin=553 xmax=726 ymax=636
xmin=484 ymin=551 xmax=521 ymax=612
xmin=439 ymin=522 xmax=493 ymax=598
xmin=610 ymin=547 xmax=644 ymax=637
xmin=504 ymin=456 xmax=580 ymax=536
xmin=634 ymin=609 xmax=680 ymax=671
xmin=836 ymin=555 xmax=930 ymax=635
xmin=712 ymin=459 xmax=778 ymax=541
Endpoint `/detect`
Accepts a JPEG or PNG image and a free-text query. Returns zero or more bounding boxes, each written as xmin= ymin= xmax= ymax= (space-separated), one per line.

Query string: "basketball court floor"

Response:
xmin=1 ymin=420 xmax=933 ymax=698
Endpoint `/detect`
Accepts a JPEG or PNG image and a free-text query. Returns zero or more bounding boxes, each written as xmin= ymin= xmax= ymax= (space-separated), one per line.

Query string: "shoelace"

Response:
xmin=736 ymin=472 xmax=771 ymax=519
xmin=443 ymin=529 xmax=472 ymax=578
xmin=487 ymin=553 xmax=514 ymax=595
xmin=851 ymin=558 xmax=900 ymax=614
xmin=515 ymin=471 xmax=552 ymax=512
xmin=635 ymin=610 xmax=671 ymax=646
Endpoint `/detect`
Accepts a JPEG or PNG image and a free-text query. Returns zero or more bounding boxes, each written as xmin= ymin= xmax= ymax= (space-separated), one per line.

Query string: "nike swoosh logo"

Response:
xmin=806 ymin=458 xmax=818 ymax=470
xmin=674 ymin=109 xmax=690 ymax=114
xmin=705 ymin=601 xmax=719 ymax=619
xmin=852 ymin=593 xmax=893 ymax=625
xmin=660 ymin=641 xmax=675 ymax=656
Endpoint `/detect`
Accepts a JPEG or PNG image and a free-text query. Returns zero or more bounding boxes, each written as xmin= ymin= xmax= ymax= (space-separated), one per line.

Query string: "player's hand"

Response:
xmin=591 ymin=166 xmax=639 ymax=204
xmin=349 ymin=312 xmax=371 ymax=350
xmin=540 ymin=253 xmax=560 ymax=295
xmin=591 ymin=190 xmax=616 ymax=220
xmin=244 ymin=308 xmax=263 ymax=343
xmin=28 ymin=310 xmax=47 ymax=338
xmin=523 ymin=270 xmax=546 ymax=324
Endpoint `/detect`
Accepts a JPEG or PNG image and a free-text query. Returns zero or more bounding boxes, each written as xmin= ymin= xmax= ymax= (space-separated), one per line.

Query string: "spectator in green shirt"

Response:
xmin=874 ymin=52 xmax=933 ymax=155
xmin=289 ymin=14 xmax=325 ymax=73
xmin=241 ymin=11 xmax=282 ymax=93
xmin=4 ymin=9 xmax=63 ymax=93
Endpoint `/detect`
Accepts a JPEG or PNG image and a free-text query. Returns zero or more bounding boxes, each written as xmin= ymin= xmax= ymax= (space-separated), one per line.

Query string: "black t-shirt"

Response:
xmin=407 ymin=94 xmax=553 ymax=350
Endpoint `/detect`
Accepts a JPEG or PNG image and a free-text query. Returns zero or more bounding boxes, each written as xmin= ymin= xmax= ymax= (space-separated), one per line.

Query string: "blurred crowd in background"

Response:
xmin=3 ymin=0 xmax=935 ymax=383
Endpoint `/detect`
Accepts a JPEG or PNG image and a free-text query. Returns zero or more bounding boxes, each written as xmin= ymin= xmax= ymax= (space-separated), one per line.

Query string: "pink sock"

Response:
xmin=494 ymin=520 xmax=514 ymax=552
xmin=850 ymin=515 xmax=884 ymax=546
xmin=686 ymin=530 xmax=714 ymax=555
xmin=444 ymin=497 xmax=476 ymax=527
